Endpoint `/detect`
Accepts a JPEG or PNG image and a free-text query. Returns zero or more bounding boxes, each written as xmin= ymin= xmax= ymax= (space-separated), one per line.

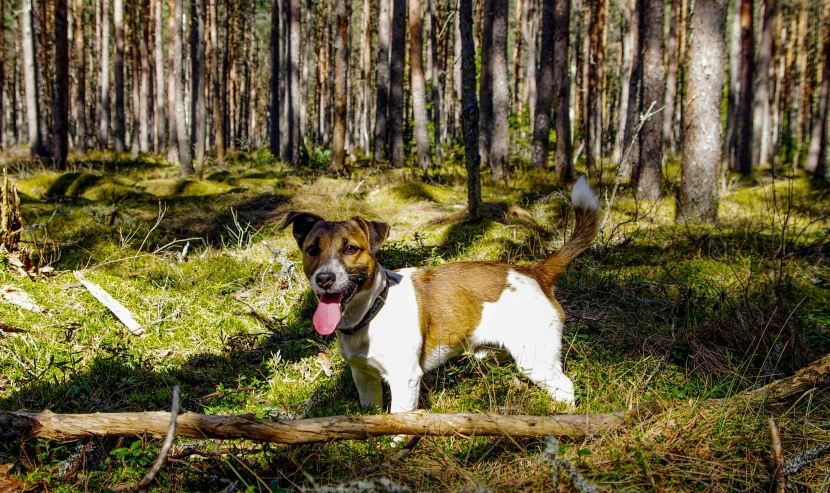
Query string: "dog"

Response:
xmin=282 ymin=177 xmax=600 ymax=413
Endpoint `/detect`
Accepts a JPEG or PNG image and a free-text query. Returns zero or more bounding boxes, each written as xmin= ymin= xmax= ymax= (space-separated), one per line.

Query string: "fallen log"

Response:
xmin=0 ymin=353 xmax=826 ymax=445
xmin=0 ymin=410 xmax=628 ymax=444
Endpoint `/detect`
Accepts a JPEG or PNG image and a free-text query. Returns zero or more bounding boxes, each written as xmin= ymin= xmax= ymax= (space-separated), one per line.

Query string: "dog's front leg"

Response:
xmin=351 ymin=367 xmax=383 ymax=409
xmin=387 ymin=368 xmax=422 ymax=413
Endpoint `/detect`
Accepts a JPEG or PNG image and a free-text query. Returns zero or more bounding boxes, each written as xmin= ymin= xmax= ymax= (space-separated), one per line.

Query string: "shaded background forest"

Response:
xmin=2 ymin=0 xmax=829 ymax=221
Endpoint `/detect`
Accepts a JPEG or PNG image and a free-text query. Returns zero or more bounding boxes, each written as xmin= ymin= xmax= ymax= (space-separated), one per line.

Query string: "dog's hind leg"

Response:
xmin=504 ymin=330 xmax=575 ymax=406
xmin=351 ymin=367 xmax=383 ymax=409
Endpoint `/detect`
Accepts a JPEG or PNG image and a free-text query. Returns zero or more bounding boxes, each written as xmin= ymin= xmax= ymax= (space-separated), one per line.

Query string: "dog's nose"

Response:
xmin=316 ymin=272 xmax=336 ymax=289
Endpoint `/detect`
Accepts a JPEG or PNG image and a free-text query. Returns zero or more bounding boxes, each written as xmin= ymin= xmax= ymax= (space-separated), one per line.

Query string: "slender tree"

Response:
xmin=1 ymin=0 xmax=7 ymax=149
xmin=479 ymin=0 xmax=494 ymax=171
xmin=388 ymin=0 xmax=407 ymax=167
xmin=724 ymin=0 xmax=740 ymax=171
xmin=330 ymin=0 xmax=348 ymax=170
xmin=270 ymin=0 xmax=280 ymax=157
xmin=735 ymin=0 xmax=754 ymax=175
xmin=806 ymin=15 xmax=830 ymax=175
xmin=523 ymin=0 xmax=537 ymax=132
xmin=374 ymin=0 xmax=391 ymax=162
xmin=459 ymin=0 xmax=481 ymax=219
xmin=139 ymin=0 xmax=150 ymax=153
xmin=752 ymin=0 xmax=777 ymax=168
xmin=72 ymin=0 xmax=86 ymax=151
xmin=679 ymin=0 xmax=726 ymax=224
xmin=429 ymin=0 xmax=442 ymax=166
xmin=154 ymin=0 xmax=166 ymax=154
xmin=191 ymin=0 xmax=206 ymax=176
xmin=98 ymin=0 xmax=110 ymax=147
xmin=553 ymin=0 xmax=573 ymax=181
xmin=530 ymin=0 xmax=554 ymax=170
xmin=662 ymin=0 xmax=679 ymax=154
xmin=586 ymin=0 xmax=605 ymax=174
xmin=211 ymin=0 xmax=223 ymax=161
xmin=612 ymin=0 xmax=635 ymax=165
xmin=22 ymin=0 xmax=45 ymax=156
xmin=172 ymin=0 xmax=192 ymax=173
xmin=53 ymin=0 xmax=69 ymax=168
xmin=114 ymin=0 xmax=125 ymax=152
xmin=409 ymin=0 xmax=431 ymax=169
xmin=288 ymin=0 xmax=301 ymax=165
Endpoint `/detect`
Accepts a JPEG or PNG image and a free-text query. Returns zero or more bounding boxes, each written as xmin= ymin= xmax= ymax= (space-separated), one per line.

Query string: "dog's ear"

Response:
xmin=353 ymin=217 xmax=390 ymax=254
xmin=281 ymin=212 xmax=324 ymax=249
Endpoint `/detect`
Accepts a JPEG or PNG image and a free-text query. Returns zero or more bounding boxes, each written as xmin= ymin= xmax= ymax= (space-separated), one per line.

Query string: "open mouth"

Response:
xmin=312 ymin=285 xmax=356 ymax=336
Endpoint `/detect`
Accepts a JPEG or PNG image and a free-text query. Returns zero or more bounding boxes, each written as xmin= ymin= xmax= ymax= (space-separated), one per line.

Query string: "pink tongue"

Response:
xmin=312 ymin=292 xmax=344 ymax=335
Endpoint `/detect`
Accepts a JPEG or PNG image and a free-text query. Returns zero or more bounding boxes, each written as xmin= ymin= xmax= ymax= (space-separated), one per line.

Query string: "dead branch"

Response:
xmin=74 ymin=271 xmax=143 ymax=335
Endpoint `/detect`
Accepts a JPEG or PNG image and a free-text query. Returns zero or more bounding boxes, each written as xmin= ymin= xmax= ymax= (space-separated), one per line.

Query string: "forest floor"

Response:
xmin=0 ymin=149 xmax=829 ymax=492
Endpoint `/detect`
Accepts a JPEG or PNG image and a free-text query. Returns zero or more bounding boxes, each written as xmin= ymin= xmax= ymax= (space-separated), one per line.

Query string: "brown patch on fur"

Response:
xmin=412 ymin=262 xmax=511 ymax=359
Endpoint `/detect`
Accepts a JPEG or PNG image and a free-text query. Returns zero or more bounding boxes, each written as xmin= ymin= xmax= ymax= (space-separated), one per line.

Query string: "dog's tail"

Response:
xmin=532 ymin=176 xmax=600 ymax=289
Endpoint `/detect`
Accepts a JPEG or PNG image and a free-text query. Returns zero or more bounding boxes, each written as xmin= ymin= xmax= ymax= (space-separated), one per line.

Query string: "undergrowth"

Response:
xmin=0 ymin=149 xmax=828 ymax=491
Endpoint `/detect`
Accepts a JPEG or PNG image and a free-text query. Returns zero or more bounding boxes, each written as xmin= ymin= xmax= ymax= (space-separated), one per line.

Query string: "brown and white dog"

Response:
xmin=282 ymin=177 xmax=600 ymax=412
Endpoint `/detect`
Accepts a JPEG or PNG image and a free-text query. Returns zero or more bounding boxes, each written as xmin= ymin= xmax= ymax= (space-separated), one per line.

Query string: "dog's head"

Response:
xmin=281 ymin=212 xmax=389 ymax=335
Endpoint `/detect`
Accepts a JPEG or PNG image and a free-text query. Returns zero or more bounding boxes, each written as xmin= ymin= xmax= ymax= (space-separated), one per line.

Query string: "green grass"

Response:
xmin=0 ymin=150 xmax=828 ymax=491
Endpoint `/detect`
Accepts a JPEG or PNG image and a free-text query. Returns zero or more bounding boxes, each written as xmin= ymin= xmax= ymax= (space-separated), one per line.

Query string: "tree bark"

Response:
xmin=723 ymin=0 xmax=740 ymax=172
xmin=612 ymin=0 xmax=635 ymax=165
xmin=190 ymin=0 xmax=206 ymax=177
xmin=22 ymin=0 xmax=45 ymax=156
xmin=388 ymin=0 xmax=407 ymax=168
xmin=454 ymin=4 xmax=463 ymax=139
xmin=129 ymin=0 xmax=141 ymax=158
xmin=114 ymin=0 xmax=125 ymax=152
xmin=530 ymin=0 xmax=554 ymax=170
xmin=791 ymin=4 xmax=807 ymax=170
xmin=71 ymin=0 xmax=86 ymax=151
xmin=662 ymin=0 xmax=678 ymax=155
xmin=167 ymin=0 xmax=179 ymax=162
xmin=330 ymin=0 xmax=349 ymax=170
xmin=523 ymin=0 xmax=537 ymax=134
xmin=409 ymin=0 xmax=432 ymax=169
xmin=478 ymin=0 xmax=493 ymax=172
xmin=138 ymin=0 xmax=150 ymax=154
xmin=553 ymin=0 xmax=573 ymax=182
xmin=808 ymin=18 xmax=830 ymax=177
xmin=0 ymin=0 xmax=4 ymax=150
xmin=586 ymin=0 xmax=605 ymax=175
xmin=269 ymin=0 xmax=280 ymax=157
xmin=172 ymin=0 xmax=192 ymax=173
xmin=429 ymin=0 xmax=442 ymax=167
xmin=633 ymin=0 xmax=664 ymax=200
xmin=679 ymin=0 xmax=726 ymax=224
xmin=459 ymin=0 xmax=481 ymax=220
xmin=288 ymin=0 xmax=301 ymax=165
xmin=373 ymin=0 xmax=391 ymax=162
xmin=53 ymin=0 xmax=70 ymax=169
xmin=154 ymin=0 xmax=166 ymax=154
xmin=735 ymin=0 xmax=754 ymax=176
xmin=752 ymin=0 xmax=777 ymax=168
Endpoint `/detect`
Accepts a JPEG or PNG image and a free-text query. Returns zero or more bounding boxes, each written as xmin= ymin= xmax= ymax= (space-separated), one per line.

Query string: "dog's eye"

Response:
xmin=306 ymin=245 xmax=320 ymax=256
xmin=343 ymin=245 xmax=359 ymax=255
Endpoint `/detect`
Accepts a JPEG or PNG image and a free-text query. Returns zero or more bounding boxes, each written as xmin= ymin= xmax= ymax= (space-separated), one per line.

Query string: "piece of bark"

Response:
xmin=0 ymin=285 xmax=44 ymax=312
xmin=73 ymin=272 xmax=143 ymax=335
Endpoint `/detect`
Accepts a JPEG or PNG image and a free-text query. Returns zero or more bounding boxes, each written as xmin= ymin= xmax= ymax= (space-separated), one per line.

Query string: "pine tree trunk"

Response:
xmin=167 ymin=0 xmax=179 ymax=162
xmin=129 ymin=0 xmax=141 ymax=158
xmin=680 ymin=0 xmax=726 ymax=224
xmin=409 ymin=0 xmax=432 ymax=169
xmin=98 ymin=0 xmax=111 ymax=148
xmin=300 ymin=0 xmax=311 ymax=150
xmin=330 ymin=0 xmax=348 ymax=170
xmin=553 ymin=0 xmax=573 ymax=182
xmin=53 ymin=0 xmax=70 ymax=168
xmin=114 ymin=0 xmax=126 ymax=152
xmin=489 ymin=0 xmax=509 ymax=179
xmin=211 ymin=0 xmax=223 ymax=161
xmin=71 ymin=0 xmax=86 ymax=151
xmin=288 ymin=0 xmax=301 ymax=165
xmin=454 ymin=8 xmax=462 ymax=139
xmin=525 ymin=0 xmax=537 ymax=134
xmin=586 ymin=0 xmax=605 ymax=175
xmin=633 ymin=0 xmax=664 ymax=200
xmin=154 ymin=0 xmax=166 ymax=154
xmin=359 ymin=0 xmax=371 ymax=155
xmin=806 ymin=18 xmax=830 ymax=175
xmin=662 ymin=0 xmax=678 ymax=156
xmin=138 ymin=0 xmax=150 ymax=154
xmin=22 ymin=0 xmax=44 ymax=156
xmin=173 ymin=0 xmax=192 ymax=173
xmin=388 ymin=0 xmax=407 ymax=167
xmin=0 ymin=0 xmax=4 ymax=149
xmin=373 ymin=0 xmax=391 ymax=161
xmin=530 ymin=0 xmax=554 ymax=170
xmin=791 ymin=3 xmax=807 ymax=170
xmin=612 ymin=0 xmax=635 ymax=165
xmin=752 ymin=0 xmax=777 ymax=168
xmin=191 ymin=0 xmax=206 ymax=176
xmin=723 ymin=0 xmax=740 ymax=172
xmin=270 ymin=0 xmax=280 ymax=157
xmin=479 ymin=0 xmax=493 ymax=172
xmin=513 ymin=0 xmax=524 ymax=116
xmin=735 ymin=0 xmax=754 ymax=175
xmin=429 ymin=0 xmax=442 ymax=166
xmin=459 ymin=0 xmax=481 ymax=220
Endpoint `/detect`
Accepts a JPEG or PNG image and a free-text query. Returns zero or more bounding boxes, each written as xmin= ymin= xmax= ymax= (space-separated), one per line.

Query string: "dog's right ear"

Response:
xmin=281 ymin=212 xmax=324 ymax=249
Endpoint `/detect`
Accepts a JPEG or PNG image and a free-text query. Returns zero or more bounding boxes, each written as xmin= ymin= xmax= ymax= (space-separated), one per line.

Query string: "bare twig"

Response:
xmin=769 ymin=418 xmax=786 ymax=493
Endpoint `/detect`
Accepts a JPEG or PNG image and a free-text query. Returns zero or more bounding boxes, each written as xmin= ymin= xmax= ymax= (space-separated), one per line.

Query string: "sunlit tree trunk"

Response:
xmin=211 ymin=0 xmax=223 ymax=161
xmin=586 ymin=0 xmax=605 ymax=175
xmin=389 ymin=0 xmax=407 ymax=167
xmin=191 ymin=0 xmax=206 ymax=176
xmin=806 ymin=15 xmax=830 ymax=175
xmin=479 ymin=0 xmax=493 ymax=172
xmin=679 ymin=0 xmax=726 ymax=224
xmin=409 ymin=0 xmax=432 ymax=169
xmin=553 ymin=0 xmax=573 ymax=182
xmin=22 ymin=0 xmax=45 ymax=156
xmin=270 ymin=0 xmax=280 ymax=157
xmin=288 ymin=0 xmax=301 ymax=165
xmin=167 ymin=0 xmax=179 ymax=162
xmin=735 ymin=0 xmax=754 ymax=176
xmin=752 ymin=0 xmax=777 ymax=168
xmin=662 ymin=0 xmax=678 ymax=155
xmin=98 ymin=0 xmax=110 ymax=148
xmin=459 ymin=0 xmax=481 ymax=219
xmin=530 ymin=0 xmax=554 ymax=170
xmin=633 ymin=0 xmax=664 ymax=200
xmin=154 ymin=0 xmax=166 ymax=154
xmin=791 ymin=3 xmax=807 ymax=170
xmin=429 ymin=0 xmax=442 ymax=166
xmin=454 ymin=8 xmax=462 ymax=139
xmin=525 ymin=0 xmax=537 ymax=134
xmin=612 ymin=0 xmax=635 ymax=165
xmin=330 ymin=0 xmax=348 ymax=170
xmin=138 ymin=0 xmax=150 ymax=154
xmin=72 ymin=0 xmax=85 ymax=151
xmin=53 ymin=0 xmax=69 ymax=168
xmin=114 ymin=0 xmax=126 ymax=152
xmin=172 ymin=0 xmax=192 ymax=173
xmin=0 ymin=0 xmax=4 ymax=149
xmin=513 ymin=0 xmax=524 ymax=116
xmin=129 ymin=0 xmax=140 ymax=158
xmin=490 ymin=0 xmax=509 ymax=179
xmin=373 ymin=0 xmax=391 ymax=161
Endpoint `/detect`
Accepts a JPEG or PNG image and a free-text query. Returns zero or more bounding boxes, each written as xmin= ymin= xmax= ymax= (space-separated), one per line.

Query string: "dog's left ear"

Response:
xmin=353 ymin=217 xmax=390 ymax=254
xmin=281 ymin=212 xmax=324 ymax=249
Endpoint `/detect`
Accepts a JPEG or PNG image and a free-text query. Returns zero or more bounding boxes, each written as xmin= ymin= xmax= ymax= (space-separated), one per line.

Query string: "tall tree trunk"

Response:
xmin=429 ymin=0 xmax=442 ymax=166
xmin=172 ymin=0 xmax=192 ymax=173
xmin=806 ymin=17 xmax=830 ymax=175
xmin=154 ymin=0 xmax=166 ymax=154
xmin=373 ymin=0 xmax=391 ymax=162
xmin=22 ymin=0 xmax=44 ymax=156
xmin=489 ymin=0 xmax=509 ymax=179
xmin=512 ymin=0 xmax=524 ymax=117
xmin=359 ymin=0 xmax=371 ymax=154
xmin=138 ymin=0 xmax=150 ymax=153
xmin=129 ymin=0 xmax=140 ymax=158
xmin=735 ymin=0 xmax=754 ymax=175
xmin=723 ymin=0 xmax=740 ymax=172
xmin=530 ymin=0 xmax=554 ymax=170
xmin=330 ymin=0 xmax=348 ymax=170
xmin=679 ymin=0 xmax=726 ymax=224
xmin=633 ymin=0 xmax=664 ymax=200
xmin=525 ymin=0 xmax=537 ymax=134
xmin=0 ymin=0 xmax=4 ymax=149
xmin=479 ymin=0 xmax=494 ymax=172
xmin=409 ymin=0 xmax=432 ymax=169
xmin=114 ymin=0 xmax=126 ymax=152
xmin=612 ymin=0 xmax=635 ymax=165
xmin=98 ymin=0 xmax=111 ymax=148
xmin=662 ymin=0 xmax=678 ymax=155
xmin=459 ymin=0 xmax=481 ymax=220
xmin=454 ymin=6 xmax=463 ymax=139
xmin=553 ymin=0 xmax=573 ymax=182
xmin=210 ymin=0 xmax=223 ymax=161
xmin=791 ymin=3 xmax=807 ymax=170
xmin=72 ymin=0 xmax=86 ymax=151
xmin=191 ymin=0 xmax=206 ymax=176
xmin=53 ymin=0 xmax=70 ymax=168
xmin=752 ymin=0 xmax=777 ymax=168
xmin=586 ymin=0 xmax=605 ymax=175
xmin=288 ymin=0 xmax=301 ymax=165
xmin=270 ymin=0 xmax=280 ymax=157
xmin=300 ymin=0 xmax=311 ymax=151
xmin=388 ymin=0 xmax=407 ymax=167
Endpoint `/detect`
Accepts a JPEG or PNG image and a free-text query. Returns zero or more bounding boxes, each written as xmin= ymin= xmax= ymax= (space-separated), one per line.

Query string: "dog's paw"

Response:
xmin=389 ymin=434 xmax=409 ymax=447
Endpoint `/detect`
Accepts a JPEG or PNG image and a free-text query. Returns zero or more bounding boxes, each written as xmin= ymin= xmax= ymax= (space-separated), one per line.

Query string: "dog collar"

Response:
xmin=337 ymin=272 xmax=390 ymax=335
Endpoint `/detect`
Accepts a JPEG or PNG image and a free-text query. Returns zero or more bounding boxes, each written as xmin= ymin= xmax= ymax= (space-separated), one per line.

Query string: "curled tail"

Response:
xmin=532 ymin=176 xmax=601 ymax=289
